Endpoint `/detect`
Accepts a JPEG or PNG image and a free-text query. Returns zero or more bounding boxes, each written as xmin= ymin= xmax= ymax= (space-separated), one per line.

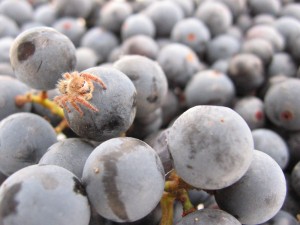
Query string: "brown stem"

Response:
xmin=159 ymin=192 xmax=176 ymax=225
xmin=54 ymin=118 xmax=69 ymax=134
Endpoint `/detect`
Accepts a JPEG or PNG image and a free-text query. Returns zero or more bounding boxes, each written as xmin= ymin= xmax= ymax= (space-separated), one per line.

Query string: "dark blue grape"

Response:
xmin=281 ymin=3 xmax=300 ymax=21
xmin=52 ymin=0 xmax=93 ymax=18
xmin=176 ymin=208 xmax=241 ymax=225
xmin=264 ymin=78 xmax=300 ymax=131
xmin=259 ymin=210 xmax=299 ymax=225
xmin=215 ymin=150 xmax=286 ymax=225
xmin=171 ymin=18 xmax=211 ymax=58
xmin=184 ymin=70 xmax=235 ymax=108
xmin=246 ymin=25 xmax=285 ymax=52
xmin=252 ymin=128 xmax=289 ymax=169
xmin=121 ymin=35 xmax=159 ymax=60
xmin=99 ymin=1 xmax=132 ymax=34
xmin=63 ymin=67 xmax=137 ymax=142
xmin=291 ymin=162 xmax=300 ymax=198
xmin=248 ymin=0 xmax=281 ymax=16
xmin=268 ymin=52 xmax=297 ymax=78
xmin=0 ymin=164 xmax=91 ymax=225
xmin=167 ymin=105 xmax=254 ymax=190
xmin=75 ymin=47 xmax=98 ymax=72
xmin=0 ymin=112 xmax=57 ymax=176
xmin=233 ymin=96 xmax=265 ymax=130
xmin=33 ymin=3 xmax=57 ymax=26
xmin=206 ymin=34 xmax=240 ymax=64
xmin=0 ymin=37 xmax=13 ymax=64
xmin=0 ymin=76 xmax=32 ymax=121
xmin=195 ymin=1 xmax=233 ymax=37
xmin=10 ymin=26 xmax=76 ymax=90
xmin=121 ymin=14 xmax=155 ymax=40
xmin=143 ymin=1 xmax=184 ymax=37
xmin=39 ymin=138 xmax=95 ymax=178
xmin=113 ymin=55 xmax=168 ymax=118
xmin=80 ymin=27 xmax=119 ymax=64
xmin=52 ymin=17 xmax=86 ymax=47
xmin=228 ymin=53 xmax=265 ymax=95
xmin=157 ymin=43 xmax=201 ymax=88
xmin=0 ymin=14 xmax=19 ymax=38
xmin=0 ymin=0 xmax=33 ymax=26
xmin=241 ymin=38 xmax=274 ymax=66
xmin=82 ymin=137 xmax=165 ymax=223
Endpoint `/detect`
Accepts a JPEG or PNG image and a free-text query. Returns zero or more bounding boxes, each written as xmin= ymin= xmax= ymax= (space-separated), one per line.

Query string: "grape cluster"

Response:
xmin=0 ymin=0 xmax=300 ymax=225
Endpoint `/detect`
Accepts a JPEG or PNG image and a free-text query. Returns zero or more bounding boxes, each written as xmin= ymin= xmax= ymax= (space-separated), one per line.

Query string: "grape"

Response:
xmin=215 ymin=150 xmax=286 ymax=225
xmin=80 ymin=27 xmax=119 ymax=64
xmin=144 ymin=128 xmax=173 ymax=174
xmin=113 ymin=55 xmax=168 ymax=118
xmin=245 ymin=25 xmax=285 ymax=52
xmin=0 ymin=0 xmax=33 ymax=26
xmin=63 ymin=67 xmax=137 ymax=142
xmin=233 ymin=96 xmax=265 ymax=130
xmin=291 ymin=161 xmax=300 ymax=197
xmin=0 ymin=76 xmax=32 ymax=121
xmin=167 ymin=105 xmax=253 ymax=190
xmin=121 ymin=14 xmax=155 ymax=40
xmin=143 ymin=1 xmax=184 ymax=37
xmin=176 ymin=208 xmax=241 ymax=225
xmin=0 ymin=112 xmax=57 ymax=176
xmin=39 ymin=138 xmax=95 ymax=178
xmin=259 ymin=210 xmax=299 ymax=225
xmin=171 ymin=18 xmax=211 ymax=58
xmin=9 ymin=26 xmax=76 ymax=90
xmin=184 ymin=70 xmax=235 ymax=108
xmin=52 ymin=0 xmax=93 ymax=18
xmin=0 ymin=164 xmax=90 ymax=225
xmin=157 ymin=43 xmax=201 ymax=88
xmin=82 ymin=137 xmax=165 ymax=223
xmin=252 ymin=128 xmax=289 ymax=169
xmin=195 ymin=1 xmax=233 ymax=37
xmin=99 ymin=1 xmax=132 ymax=34
xmin=264 ymin=78 xmax=300 ymax=130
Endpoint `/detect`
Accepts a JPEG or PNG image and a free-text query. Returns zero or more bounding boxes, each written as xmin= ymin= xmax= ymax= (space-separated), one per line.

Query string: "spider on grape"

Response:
xmin=54 ymin=71 xmax=107 ymax=116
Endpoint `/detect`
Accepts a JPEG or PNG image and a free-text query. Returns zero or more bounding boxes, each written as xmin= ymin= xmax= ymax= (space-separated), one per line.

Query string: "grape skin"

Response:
xmin=176 ymin=208 xmax=241 ymax=225
xmin=167 ymin=105 xmax=254 ymax=190
xmin=0 ymin=164 xmax=90 ymax=225
xmin=215 ymin=150 xmax=287 ymax=225
xmin=82 ymin=137 xmax=165 ymax=223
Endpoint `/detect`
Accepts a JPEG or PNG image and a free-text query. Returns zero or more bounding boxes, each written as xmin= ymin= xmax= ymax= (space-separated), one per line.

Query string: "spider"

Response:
xmin=54 ymin=71 xmax=107 ymax=116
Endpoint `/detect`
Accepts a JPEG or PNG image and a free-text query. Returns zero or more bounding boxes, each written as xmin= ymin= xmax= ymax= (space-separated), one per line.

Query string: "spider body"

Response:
xmin=54 ymin=71 xmax=106 ymax=116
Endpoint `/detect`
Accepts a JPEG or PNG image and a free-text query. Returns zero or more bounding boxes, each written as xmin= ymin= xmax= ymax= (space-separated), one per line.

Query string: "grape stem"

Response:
xmin=160 ymin=192 xmax=176 ymax=225
xmin=54 ymin=118 xmax=69 ymax=134
xmin=15 ymin=91 xmax=64 ymax=118
xmin=160 ymin=170 xmax=197 ymax=225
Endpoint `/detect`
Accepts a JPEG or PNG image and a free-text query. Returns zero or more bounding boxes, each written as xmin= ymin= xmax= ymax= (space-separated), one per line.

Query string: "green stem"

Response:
xmin=177 ymin=189 xmax=196 ymax=217
xmin=15 ymin=92 xmax=64 ymax=118
xmin=159 ymin=192 xmax=176 ymax=225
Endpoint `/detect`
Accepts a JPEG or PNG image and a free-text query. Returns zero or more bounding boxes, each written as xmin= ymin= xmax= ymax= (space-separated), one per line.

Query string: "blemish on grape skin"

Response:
xmin=187 ymin=33 xmax=196 ymax=42
xmin=281 ymin=110 xmax=293 ymax=121
xmin=73 ymin=177 xmax=87 ymax=196
xmin=17 ymin=41 xmax=35 ymax=61
xmin=255 ymin=111 xmax=264 ymax=121
xmin=0 ymin=182 xmax=21 ymax=219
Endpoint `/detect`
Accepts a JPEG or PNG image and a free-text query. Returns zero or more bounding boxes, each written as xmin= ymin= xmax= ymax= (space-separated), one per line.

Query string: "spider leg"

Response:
xmin=70 ymin=100 xmax=84 ymax=116
xmin=80 ymin=73 xmax=107 ymax=90
xmin=54 ymin=95 xmax=71 ymax=112
xmin=74 ymin=96 xmax=99 ymax=113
